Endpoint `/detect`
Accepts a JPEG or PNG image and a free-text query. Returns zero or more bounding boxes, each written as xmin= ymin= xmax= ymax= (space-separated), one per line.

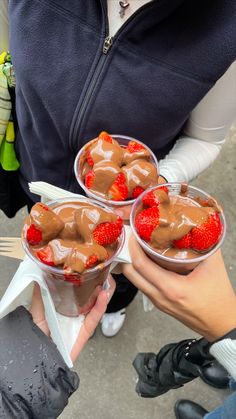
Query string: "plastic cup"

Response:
xmin=22 ymin=197 xmax=125 ymax=317
xmin=74 ymin=134 xmax=159 ymax=208
xmin=130 ymin=183 xmax=226 ymax=274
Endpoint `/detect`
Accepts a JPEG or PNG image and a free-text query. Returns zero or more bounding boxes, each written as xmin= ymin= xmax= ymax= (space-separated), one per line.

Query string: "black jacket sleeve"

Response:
xmin=0 ymin=306 xmax=79 ymax=419
xmin=133 ymin=338 xmax=213 ymax=398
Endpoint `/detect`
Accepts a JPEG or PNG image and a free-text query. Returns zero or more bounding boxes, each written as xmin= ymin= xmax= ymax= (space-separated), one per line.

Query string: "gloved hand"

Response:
xmin=133 ymin=338 xmax=213 ymax=398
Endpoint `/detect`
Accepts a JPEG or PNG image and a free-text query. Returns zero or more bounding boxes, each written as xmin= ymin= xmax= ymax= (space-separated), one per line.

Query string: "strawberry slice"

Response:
xmin=158 ymin=185 xmax=169 ymax=194
xmin=93 ymin=217 xmax=123 ymax=246
xmin=173 ymin=232 xmax=192 ymax=249
xmin=142 ymin=190 xmax=160 ymax=207
xmin=64 ymin=272 xmax=81 ymax=285
xmin=85 ymin=170 xmax=95 ymax=189
xmin=36 ymin=246 xmax=55 ymax=266
xmin=173 ymin=213 xmax=222 ymax=251
xmin=126 ymin=141 xmax=145 ymax=153
xmin=132 ymin=186 xmax=145 ymax=199
xmin=26 ymin=224 xmax=42 ymax=245
xmin=38 ymin=203 xmax=49 ymax=211
xmin=191 ymin=213 xmax=222 ymax=251
xmin=108 ymin=173 xmax=128 ymax=201
xmin=85 ymin=254 xmax=98 ymax=269
xmin=135 ymin=206 xmax=159 ymax=241
xmin=87 ymin=150 xmax=94 ymax=167
xmin=98 ymin=131 xmax=113 ymax=143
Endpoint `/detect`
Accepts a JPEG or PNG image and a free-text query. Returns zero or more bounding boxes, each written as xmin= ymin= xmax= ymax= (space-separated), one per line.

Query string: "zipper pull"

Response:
xmin=103 ymin=36 xmax=113 ymax=54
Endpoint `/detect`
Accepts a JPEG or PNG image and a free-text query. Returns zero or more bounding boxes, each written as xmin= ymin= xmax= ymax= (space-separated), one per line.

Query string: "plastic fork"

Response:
xmin=0 ymin=237 xmax=24 ymax=260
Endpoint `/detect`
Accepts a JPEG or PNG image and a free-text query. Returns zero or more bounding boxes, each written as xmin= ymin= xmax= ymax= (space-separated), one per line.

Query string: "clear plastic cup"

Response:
xmin=130 ymin=183 xmax=226 ymax=274
xmin=74 ymin=134 xmax=159 ymax=207
xmin=22 ymin=197 xmax=125 ymax=317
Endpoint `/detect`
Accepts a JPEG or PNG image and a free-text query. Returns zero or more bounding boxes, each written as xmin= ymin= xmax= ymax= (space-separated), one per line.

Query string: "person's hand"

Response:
xmin=123 ymin=236 xmax=236 ymax=341
xmin=158 ymin=175 xmax=168 ymax=185
xmin=30 ymin=276 xmax=116 ymax=362
xmin=114 ymin=204 xmax=132 ymax=221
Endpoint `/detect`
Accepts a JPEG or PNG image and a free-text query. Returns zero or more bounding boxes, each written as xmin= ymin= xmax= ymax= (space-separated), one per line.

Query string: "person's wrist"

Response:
xmin=204 ymin=321 xmax=236 ymax=342
xmin=209 ymin=327 xmax=236 ymax=345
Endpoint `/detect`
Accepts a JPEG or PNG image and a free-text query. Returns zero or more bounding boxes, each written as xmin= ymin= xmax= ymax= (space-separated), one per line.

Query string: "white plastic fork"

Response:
xmin=0 ymin=237 xmax=24 ymax=260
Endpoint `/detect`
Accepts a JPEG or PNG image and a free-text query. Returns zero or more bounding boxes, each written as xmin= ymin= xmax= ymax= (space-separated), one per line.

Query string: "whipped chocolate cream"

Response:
xmin=89 ymin=137 xmax=124 ymax=167
xmin=123 ymin=147 xmax=150 ymax=165
xmin=140 ymin=187 xmax=221 ymax=260
xmin=151 ymin=193 xmax=214 ymax=251
xmin=24 ymin=201 xmax=120 ymax=274
xmin=122 ymin=159 xmax=158 ymax=197
xmin=29 ymin=203 xmax=64 ymax=242
xmin=91 ymin=161 xmax=120 ymax=195
xmin=74 ymin=204 xmax=117 ymax=242
xmin=49 ymin=239 xmax=108 ymax=273
xmin=80 ymin=133 xmax=158 ymax=201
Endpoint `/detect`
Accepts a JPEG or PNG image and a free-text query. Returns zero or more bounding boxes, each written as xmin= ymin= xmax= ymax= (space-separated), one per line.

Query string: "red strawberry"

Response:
xmin=173 ymin=213 xmax=222 ymax=252
xmin=173 ymin=232 xmax=192 ymax=249
xmin=87 ymin=150 xmax=94 ymax=167
xmin=132 ymin=186 xmax=145 ymax=199
xmin=85 ymin=170 xmax=95 ymax=189
xmin=36 ymin=246 xmax=55 ymax=266
xmin=64 ymin=271 xmax=81 ymax=285
xmin=38 ymin=203 xmax=49 ymax=211
xmin=85 ymin=254 xmax=98 ymax=269
xmin=93 ymin=217 xmax=123 ymax=246
xmin=191 ymin=212 xmax=222 ymax=251
xmin=108 ymin=173 xmax=128 ymax=201
xmin=135 ymin=206 xmax=159 ymax=241
xmin=26 ymin=224 xmax=42 ymax=245
xmin=158 ymin=185 xmax=169 ymax=194
xmin=126 ymin=141 xmax=145 ymax=153
xmin=142 ymin=190 xmax=160 ymax=207
xmin=98 ymin=131 xmax=113 ymax=143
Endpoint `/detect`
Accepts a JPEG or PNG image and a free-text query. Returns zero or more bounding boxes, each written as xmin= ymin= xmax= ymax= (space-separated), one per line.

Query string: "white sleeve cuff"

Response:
xmin=210 ymin=339 xmax=236 ymax=381
xmin=158 ymin=136 xmax=222 ymax=183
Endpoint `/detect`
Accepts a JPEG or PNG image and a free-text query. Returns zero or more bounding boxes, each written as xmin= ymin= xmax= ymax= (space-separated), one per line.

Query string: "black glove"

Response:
xmin=0 ymin=306 xmax=79 ymax=418
xmin=133 ymin=338 xmax=213 ymax=398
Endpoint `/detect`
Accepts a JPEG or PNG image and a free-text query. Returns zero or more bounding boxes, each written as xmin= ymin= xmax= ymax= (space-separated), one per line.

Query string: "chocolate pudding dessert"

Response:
xmin=76 ymin=131 xmax=158 ymax=203
xmin=131 ymin=184 xmax=225 ymax=273
xmin=22 ymin=199 xmax=124 ymax=316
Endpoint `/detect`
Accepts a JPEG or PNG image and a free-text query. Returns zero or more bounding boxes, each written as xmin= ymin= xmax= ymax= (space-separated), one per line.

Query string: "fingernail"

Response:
xmin=115 ymin=210 xmax=123 ymax=217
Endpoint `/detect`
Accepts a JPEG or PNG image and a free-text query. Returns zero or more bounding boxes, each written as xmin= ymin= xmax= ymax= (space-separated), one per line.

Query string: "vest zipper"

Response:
xmin=70 ymin=36 xmax=113 ymax=150
xmin=70 ymin=1 xmax=155 ymax=150
xmin=103 ymin=36 xmax=113 ymax=54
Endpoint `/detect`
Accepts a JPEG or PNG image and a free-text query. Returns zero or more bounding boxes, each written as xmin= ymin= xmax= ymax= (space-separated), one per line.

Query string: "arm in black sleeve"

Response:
xmin=133 ymin=338 xmax=213 ymax=398
xmin=0 ymin=306 xmax=79 ymax=419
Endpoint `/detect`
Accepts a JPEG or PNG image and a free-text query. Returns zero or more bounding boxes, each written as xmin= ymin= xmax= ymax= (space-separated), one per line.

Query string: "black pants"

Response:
xmin=106 ymin=273 xmax=138 ymax=313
